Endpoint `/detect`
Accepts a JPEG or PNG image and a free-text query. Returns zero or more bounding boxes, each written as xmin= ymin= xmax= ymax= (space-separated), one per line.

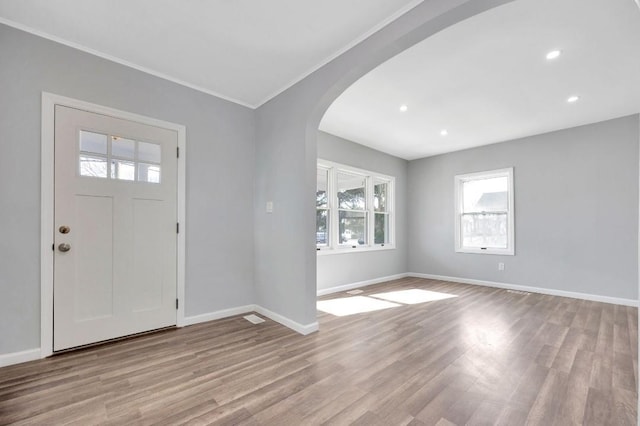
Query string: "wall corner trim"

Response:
xmin=317 ymin=273 xmax=410 ymax=296
xmin=2 ymin=303 xmax=316 ymax=368
xmin=0 ymin=348 xmax=41 ymax=368
xmin=408 ymin=273 xmax=639 ymax=307
xmin=182 ymin=305 xmax=256 ymax=327
xmin=183 ymin=304 xmax=318 ymax=335
xmin=253 ymin=305 xmax=319 ymax=335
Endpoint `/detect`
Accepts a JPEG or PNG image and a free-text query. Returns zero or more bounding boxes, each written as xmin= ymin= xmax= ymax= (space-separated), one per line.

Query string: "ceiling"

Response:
xmin=0 ymin=0 xmax=422 ymax=108
xmin=320 ymin=0 xmax=640 ymax=160
xmin=2 ymin=0 xmax=638 ymax=159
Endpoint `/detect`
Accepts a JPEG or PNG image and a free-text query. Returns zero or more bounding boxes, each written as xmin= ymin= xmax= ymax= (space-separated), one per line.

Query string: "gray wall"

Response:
xmin=0 ymin=0 xmax=518 ymax=353
xmin=408 ymin=115 xmax=639 ymax=300
xmin=0 ymin=24 xmax=256 ymax=354
xmin=317 ymin=131 xmax=408 ymax=291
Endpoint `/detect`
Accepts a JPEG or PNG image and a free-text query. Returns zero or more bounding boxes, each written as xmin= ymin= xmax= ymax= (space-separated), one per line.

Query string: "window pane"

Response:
xmin=374 ymin=213 xmax=390 ymax=244
xmin=316 ymin=209 xmax=328 ymax=245
xmin=79 ymin=155 xmax=108 ymax=178
xmin=317 ymin=168 xmax=328 ymax=208
xmin=463 ymin=176 xmax=508 ymax=213
xmin=461 ymin=213 xmax=507 ymax=248
xmin=111 ymin=160 xmax=135 ymax=181
xmin=112 ymin=136 xmax=135 ymax=159
xmin=138 ymin=141 xmax=161 ymax=163
xmin=339 ymin=211 xmax=367 ymax=245
xmin=374 ymin=181 xmax=388 ymax=212
xmin=337 ymin=172 xmax=366 ymax=210
xmin=80 ymin=131 xmax=107 ymax=155
xmin=138 ymin=163 xmax=161 ymax=183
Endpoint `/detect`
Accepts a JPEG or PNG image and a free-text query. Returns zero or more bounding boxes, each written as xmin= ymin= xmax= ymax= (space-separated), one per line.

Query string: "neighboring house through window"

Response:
xmin=454 ymin=167 xmax=514 ymax=255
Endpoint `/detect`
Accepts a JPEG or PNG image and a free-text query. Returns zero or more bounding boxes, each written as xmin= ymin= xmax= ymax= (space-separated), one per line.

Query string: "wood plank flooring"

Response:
xmin=0 ymin=277 xmax=637 ymax=425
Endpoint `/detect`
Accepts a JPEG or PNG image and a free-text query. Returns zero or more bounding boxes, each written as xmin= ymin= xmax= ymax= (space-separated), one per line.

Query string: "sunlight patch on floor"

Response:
xmin=369 ymin=289 xmax=458 ymax=304
xmin=317 ymin=296 xmax=401 ymax=316
xmin=318 ymin=289 xmax=459 ymax=317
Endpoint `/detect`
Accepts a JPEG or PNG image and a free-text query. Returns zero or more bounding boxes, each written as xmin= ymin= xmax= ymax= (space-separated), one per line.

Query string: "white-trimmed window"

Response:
xmin=317 ymin=160 xmax=394 ymax=253
xmin=454 ymin=168 xmax=514 ymax=255
xmin=316 ymin=167 xmax=330 ymax=247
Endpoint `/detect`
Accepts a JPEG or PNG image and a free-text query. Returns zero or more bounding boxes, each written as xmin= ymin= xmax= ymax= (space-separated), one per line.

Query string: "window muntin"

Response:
xmin=78 ymin=131 xmax=162 ymax=183
xmin=337 ymin=172 xmax=366 ymax=210
xmin=79 ymin=130 xmax=107 ymax=155
xmin=138 ymin=141 xmax=161 ymax=163
xmin=111 ymin=136 xmax=135 ymax=159
xmin=455 ymin=168 xmax=514 ymax=255
xmin=317 ymin=161 xmax=394 ymax=253
xmin=111 ymin=159 xmax=135 ymax=181
xmin=138 ymin=163 xmax=161 ymax=183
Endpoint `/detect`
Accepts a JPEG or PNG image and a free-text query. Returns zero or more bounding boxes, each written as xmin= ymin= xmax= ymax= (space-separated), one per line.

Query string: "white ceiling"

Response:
xmin=0 ymin=0 xmax=422 ymax=108
xmin=320 ymin=0 xmax=640 ymax=160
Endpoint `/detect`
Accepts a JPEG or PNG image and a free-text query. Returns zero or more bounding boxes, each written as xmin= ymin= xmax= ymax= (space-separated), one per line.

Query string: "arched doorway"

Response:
xmin=252 ymin=0 xmax=515 ymax=332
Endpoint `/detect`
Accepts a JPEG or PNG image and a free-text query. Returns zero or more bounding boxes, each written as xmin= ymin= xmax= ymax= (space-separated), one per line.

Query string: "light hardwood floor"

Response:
xmin=0 ymin=277 xmax=637 ymax=425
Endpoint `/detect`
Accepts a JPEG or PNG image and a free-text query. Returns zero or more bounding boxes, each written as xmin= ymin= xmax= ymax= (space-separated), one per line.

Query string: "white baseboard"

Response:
xmin=408 ymin=273 xmax=639 ymax=307
xmin=2 ymin=304 xmax=316 ymax=368
xmin=317 ymin=273 xmax=409 ymax=296
xmin=7 ymin=271 xmax=631 ymax=369
xmin=182 ymin=305 xmax=255 ymax=327
xmin=183 ymin=304 xmax=318 ymax=335
xmin=253 ymin=305 xmax=319 ymax=335
xmin=0 ymin=348 xmax=41 ymax=368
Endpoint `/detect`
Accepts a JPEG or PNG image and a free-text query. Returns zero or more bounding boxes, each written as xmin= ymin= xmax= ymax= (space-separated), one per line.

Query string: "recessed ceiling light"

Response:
xmin=399 ymin=104 xmax=408 ymax=112
xmin=546 ymin=50 xmax=561 ymax=60
xmin=440 ymin=129 xmax=448 ymax=136
xmin=567 ymin=95 xmax=579 ymax=103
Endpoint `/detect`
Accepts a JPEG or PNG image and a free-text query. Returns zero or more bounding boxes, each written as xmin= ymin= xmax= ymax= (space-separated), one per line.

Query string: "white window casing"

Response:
xmin=317 ymin=160 xmax=395 ymax=255
xmin=454 ymin=167 xmax=514 ymax=255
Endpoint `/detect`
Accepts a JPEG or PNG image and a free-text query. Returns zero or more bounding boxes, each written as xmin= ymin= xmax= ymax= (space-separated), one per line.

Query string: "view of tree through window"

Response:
xmin=316 ymin=168 xmax=329 ymax=245
xmin=374 ymin=180 xmax=389 ymax=244
xmin=338 ymin=173 xmax=367 ymax=245
xmin=317 ymin=161 xmax=394 ymax=252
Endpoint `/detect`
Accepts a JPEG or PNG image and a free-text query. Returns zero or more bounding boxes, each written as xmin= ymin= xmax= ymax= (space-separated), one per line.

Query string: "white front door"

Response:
xmin=53 ymin=105 xmax=178 ymax=351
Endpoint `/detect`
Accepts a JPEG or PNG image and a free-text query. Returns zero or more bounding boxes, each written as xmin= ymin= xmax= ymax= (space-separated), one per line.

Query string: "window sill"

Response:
xmin=317 ymin=245 xmax=396 ymax=256
xmin=455 ymin=247 xmax=514 ymax=256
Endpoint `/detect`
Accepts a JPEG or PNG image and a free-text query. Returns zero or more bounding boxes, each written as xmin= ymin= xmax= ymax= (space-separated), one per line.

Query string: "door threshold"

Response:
xmin=51 ymin=325 xmax=177 ymax=355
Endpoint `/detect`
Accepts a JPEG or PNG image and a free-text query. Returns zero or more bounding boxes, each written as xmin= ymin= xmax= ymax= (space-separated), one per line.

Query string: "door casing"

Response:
xmin=40 ymin=92 xmax=187 ymax=358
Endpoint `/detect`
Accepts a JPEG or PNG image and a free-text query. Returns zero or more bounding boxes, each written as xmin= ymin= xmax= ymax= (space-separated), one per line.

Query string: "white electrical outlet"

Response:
xmin=498 ymin=262 xmax=505 ymax=271
xmin=266 ymin=201 xmax=273 ymax=213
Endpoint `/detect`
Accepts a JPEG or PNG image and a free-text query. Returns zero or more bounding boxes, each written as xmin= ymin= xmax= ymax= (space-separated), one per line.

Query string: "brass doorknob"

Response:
xmin=59 ymin=225 xmax=70 ymax=234
xmin=58 ymin=243 xmax=71 ymax=252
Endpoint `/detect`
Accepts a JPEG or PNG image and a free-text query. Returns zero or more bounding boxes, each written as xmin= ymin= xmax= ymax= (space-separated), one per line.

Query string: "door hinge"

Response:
xmin=176 ymin=222 xmax=179 ymax=234
xmin=176 ymin=298 xmax=179 ymax=309
xmin=177 ymin=147 xmax=180 ymax=158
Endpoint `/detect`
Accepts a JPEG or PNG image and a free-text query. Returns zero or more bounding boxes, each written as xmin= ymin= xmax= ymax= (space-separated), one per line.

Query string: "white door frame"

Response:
xmin=40 ymin=92 xmax=187 ymax=358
